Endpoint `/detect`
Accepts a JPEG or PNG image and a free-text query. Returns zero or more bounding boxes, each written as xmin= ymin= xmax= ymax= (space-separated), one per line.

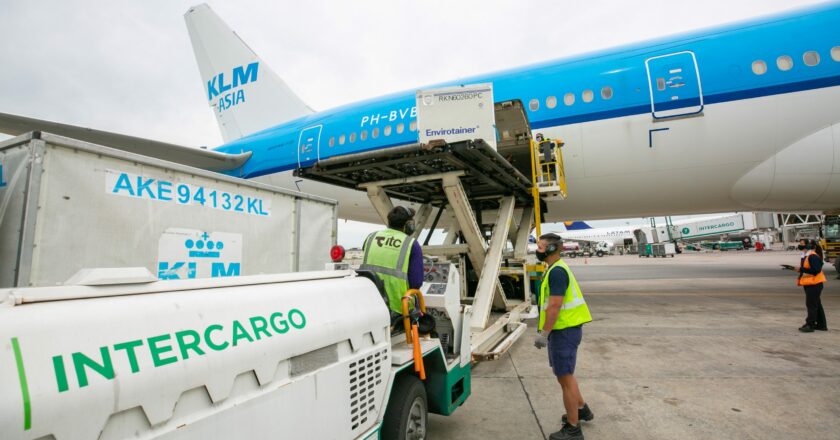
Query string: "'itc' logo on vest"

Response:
xmin=375 ymin=236 xmax=403 ymax=248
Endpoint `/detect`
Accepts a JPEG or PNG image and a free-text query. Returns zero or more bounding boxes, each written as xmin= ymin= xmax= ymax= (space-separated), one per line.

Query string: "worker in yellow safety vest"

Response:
xmin=360 ymin=206 xmax=424 ymax=315
xmin=533 ymin=233 xmax=593 ymax=440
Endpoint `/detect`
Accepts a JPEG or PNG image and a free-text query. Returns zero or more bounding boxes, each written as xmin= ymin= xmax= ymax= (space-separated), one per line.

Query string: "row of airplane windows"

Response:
xmin=751 ymin=46 xmax=840 ymax=75
xmin=528 ymin=46 xmax=840 ymax=113
xmin=528 ymin=86 xmax=613 ymax=113
xmin=328 ymin=119 xmax=418 ymax=147
xmin=326 ymin=47 xmax=840 ymax=147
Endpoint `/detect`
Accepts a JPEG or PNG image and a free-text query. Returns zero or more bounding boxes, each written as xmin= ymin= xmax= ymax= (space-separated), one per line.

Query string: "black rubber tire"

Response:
xmin=596 ymin=251 xmax=604 ymax=258
xmin=568 ymin=253 xmax=577 ymax=258
xmin=381 ymin=374 xmax=427 ymax=440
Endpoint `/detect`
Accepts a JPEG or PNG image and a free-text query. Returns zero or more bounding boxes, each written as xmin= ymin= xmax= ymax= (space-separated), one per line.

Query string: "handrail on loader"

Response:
xmin=400 ymin=288 xmax=426 ymax=344
xmin=530 ymin=138 xmax=568 ymax=198
xmin=529 ymin=136 xmax=568 ymax=237
xmin=401 ymin=288 xmax=427 ymax=380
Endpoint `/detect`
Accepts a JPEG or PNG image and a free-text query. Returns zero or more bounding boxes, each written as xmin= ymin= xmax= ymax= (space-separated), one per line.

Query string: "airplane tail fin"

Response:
xmin=184 ymin=4 xmax=313 ymax=143
xmin=563 ymin=221 xmax=592 ymax=230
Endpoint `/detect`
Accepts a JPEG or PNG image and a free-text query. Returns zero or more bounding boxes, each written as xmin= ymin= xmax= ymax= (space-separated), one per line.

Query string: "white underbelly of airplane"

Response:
xmin=538 ymin=85 xmax=840 ymax=221
xmin=261 ymin=86 xmax=840 ymax=225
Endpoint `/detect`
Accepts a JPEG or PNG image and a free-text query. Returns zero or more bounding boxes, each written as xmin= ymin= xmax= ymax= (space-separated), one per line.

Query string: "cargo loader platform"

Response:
xmin=295 ymin=139 xmax=533 ymax=210
xmin=296 ymin=139 xmax=539 ymax=360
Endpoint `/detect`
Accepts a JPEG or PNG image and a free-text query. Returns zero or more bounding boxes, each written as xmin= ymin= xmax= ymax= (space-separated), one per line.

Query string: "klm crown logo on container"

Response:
xmin=207 ymin=62 xmax=258 ymax=112
xmin=158 ymin=230 xmax=242 ymax=280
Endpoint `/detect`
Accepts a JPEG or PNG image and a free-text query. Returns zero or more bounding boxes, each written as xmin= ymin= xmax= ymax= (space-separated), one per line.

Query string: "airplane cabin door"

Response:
xmin=645 ymin=51 xmax=704 ymax=119
xmin=297 ymin=125 xmax=322 ymax=168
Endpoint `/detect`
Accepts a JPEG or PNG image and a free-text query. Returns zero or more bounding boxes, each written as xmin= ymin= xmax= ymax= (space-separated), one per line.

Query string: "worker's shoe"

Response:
xmin=561 ymin=403 xmax=594 ymax=424
xmin=799 ymin=324 xmax=815 ymax=333
xmin=815 ymin=325 xmax=828 ymax=331
xmin=549 ymin=423 xmax=584 ymax=440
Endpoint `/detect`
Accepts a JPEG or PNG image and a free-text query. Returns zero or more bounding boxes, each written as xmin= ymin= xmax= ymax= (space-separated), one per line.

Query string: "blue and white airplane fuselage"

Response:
xmin=4 ymin=3 xmax=839 ymax=225
xmin=204 ymin=2 xmax=840 ymax=224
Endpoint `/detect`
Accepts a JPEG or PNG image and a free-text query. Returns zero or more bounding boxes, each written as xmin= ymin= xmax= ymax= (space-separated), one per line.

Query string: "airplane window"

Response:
xmin=776 ymin=55 xmax=793 ymax=71
xmin=339 ymin=134 xmax=346 ymax=145
xmin=563 ymin=93 xmax=575 ymax=106
xmin=601 ymin=86 xmax=613 ymax=100
xmin=396 ymin=122 xmax=405 ymax=134
xmin=803 ymin=51 xmax=820 ymax=67
xmin=751 ymin=60 xmax=767 ymax=75
xmin=360 ymin=130 xmax=368 ymax=141
xmin=582 ymin=90 xmax=594 ymax=103
xmin=833 ymin=46 xmax=840 ymax=62
xmin=409 ymin=120 xmax=417 ymax=132
xmin=349 ymin=132 xmax=357 ymax=143
xmin=329 ymin=136 xmax=335 ymax=147
xmin=384 ymin=125 xmax=392 ymax=136
xmin=372 ymin=127 xmax=380 ymax=138
xmin=546 ymin=96 xmax=557 ymax=109
xmin=529 ymin=99 xmax=539 ymax=111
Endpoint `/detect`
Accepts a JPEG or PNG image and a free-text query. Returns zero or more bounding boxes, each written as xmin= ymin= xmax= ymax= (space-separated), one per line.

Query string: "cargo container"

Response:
xmin=0 ymin=132 xmax=337 ymax=287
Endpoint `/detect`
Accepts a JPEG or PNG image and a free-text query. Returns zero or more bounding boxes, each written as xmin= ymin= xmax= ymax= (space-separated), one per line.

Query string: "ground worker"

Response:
xmin=533 ymin=232 xmax=594 ymax=440
xmin=536 ymin=133 xmax=554 ymax=164
xmin=797 ymin=239 xmax=827 ymax=332
xmin=360 ymin=206 xmax=425 ymax=316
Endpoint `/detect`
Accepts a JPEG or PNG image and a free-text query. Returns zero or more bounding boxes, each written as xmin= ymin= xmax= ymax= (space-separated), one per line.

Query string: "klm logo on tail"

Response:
xmin=207 ymin=62 xmax=259 ymax=112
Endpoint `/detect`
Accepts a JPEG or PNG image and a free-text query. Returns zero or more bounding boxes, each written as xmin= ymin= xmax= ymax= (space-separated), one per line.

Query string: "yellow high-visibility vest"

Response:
xmin=360 ymin=229 xmax=415 ymax=313
xmin=539 ymin=259 xmax=592 ymax=330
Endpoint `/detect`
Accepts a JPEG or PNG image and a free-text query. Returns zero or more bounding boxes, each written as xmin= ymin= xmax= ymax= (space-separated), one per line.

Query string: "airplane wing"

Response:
xmin=0 ymin=112 xmax=250 ymax=172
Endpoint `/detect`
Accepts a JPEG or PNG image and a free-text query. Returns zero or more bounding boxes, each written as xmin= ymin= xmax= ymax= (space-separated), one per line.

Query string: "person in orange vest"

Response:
xmin=798 ymin=239 xmax=827 ymax=332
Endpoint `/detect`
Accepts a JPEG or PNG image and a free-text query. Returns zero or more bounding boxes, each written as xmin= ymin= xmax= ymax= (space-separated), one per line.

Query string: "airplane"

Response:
xmin=557 ymin=221 xmax=637 ymax=248
xmin=1 ymin=2 xmax=839 ymax=227
xmin=555 ymin=212 xmax=771 ymax=249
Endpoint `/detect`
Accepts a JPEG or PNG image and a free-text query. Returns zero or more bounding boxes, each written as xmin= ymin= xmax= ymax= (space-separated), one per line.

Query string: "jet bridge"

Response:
xmin=296 ymin=139 xmax=539 ymax=359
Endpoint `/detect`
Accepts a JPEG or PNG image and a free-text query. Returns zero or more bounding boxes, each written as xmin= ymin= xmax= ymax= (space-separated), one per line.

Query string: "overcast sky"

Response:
xmin=0 ymin=0 xmax=826 ymax=246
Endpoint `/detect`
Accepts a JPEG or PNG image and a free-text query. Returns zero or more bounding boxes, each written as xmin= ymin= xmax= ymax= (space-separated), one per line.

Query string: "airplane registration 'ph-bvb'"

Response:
xmin=1 ymin=2 xmax=839 ymax=224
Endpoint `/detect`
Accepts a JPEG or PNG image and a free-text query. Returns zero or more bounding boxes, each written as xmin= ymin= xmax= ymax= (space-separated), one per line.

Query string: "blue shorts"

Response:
xmin=548 ymin=326 xmax=583 ymax=377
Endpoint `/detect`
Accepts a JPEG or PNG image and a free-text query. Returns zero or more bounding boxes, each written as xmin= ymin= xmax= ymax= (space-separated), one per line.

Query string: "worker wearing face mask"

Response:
xmin=361 ymin=206 xmax=424 ymax=315
xmin=797 ymin=238 xmax=808 ymax=257
xmin=533 ymin=233 xmax=594 ymax=440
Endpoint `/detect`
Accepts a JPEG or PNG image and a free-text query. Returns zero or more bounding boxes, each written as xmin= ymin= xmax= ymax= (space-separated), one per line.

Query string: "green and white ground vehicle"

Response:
xmin=0 ymin=267 xmax=472 ymax=439
xmin=0 ymin=133 xmax=473 ymax=439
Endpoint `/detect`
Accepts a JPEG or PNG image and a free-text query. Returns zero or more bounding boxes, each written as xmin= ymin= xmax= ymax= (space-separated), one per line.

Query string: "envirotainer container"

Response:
xmin=0 ymin=132 xmax=337 ymax=287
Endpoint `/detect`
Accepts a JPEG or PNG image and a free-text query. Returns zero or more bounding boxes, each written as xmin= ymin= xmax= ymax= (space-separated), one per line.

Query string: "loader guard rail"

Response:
xmin=402 ymin=288 xmax=427 ymax=380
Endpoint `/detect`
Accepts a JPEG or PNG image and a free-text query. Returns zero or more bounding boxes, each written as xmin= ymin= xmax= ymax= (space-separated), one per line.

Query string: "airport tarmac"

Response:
xmin=428 ymin=251 xmax=840 ymax=440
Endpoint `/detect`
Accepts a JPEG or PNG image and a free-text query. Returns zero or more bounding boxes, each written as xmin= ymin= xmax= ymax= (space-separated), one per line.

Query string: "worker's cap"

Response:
xmin=535 ymin=133 xmax=544 ymax=141
xmin=388 ymin=206 xmax=415 ymax=228
xmin=539 ymin=232 xmax=563 ymax=243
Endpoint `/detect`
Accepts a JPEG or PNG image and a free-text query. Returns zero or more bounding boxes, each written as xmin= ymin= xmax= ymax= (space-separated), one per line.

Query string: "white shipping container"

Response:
xmin=0 ymin=132 xmax=337 ymax=287
xmin=416 ymin=83 xmax=497 ymax=149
